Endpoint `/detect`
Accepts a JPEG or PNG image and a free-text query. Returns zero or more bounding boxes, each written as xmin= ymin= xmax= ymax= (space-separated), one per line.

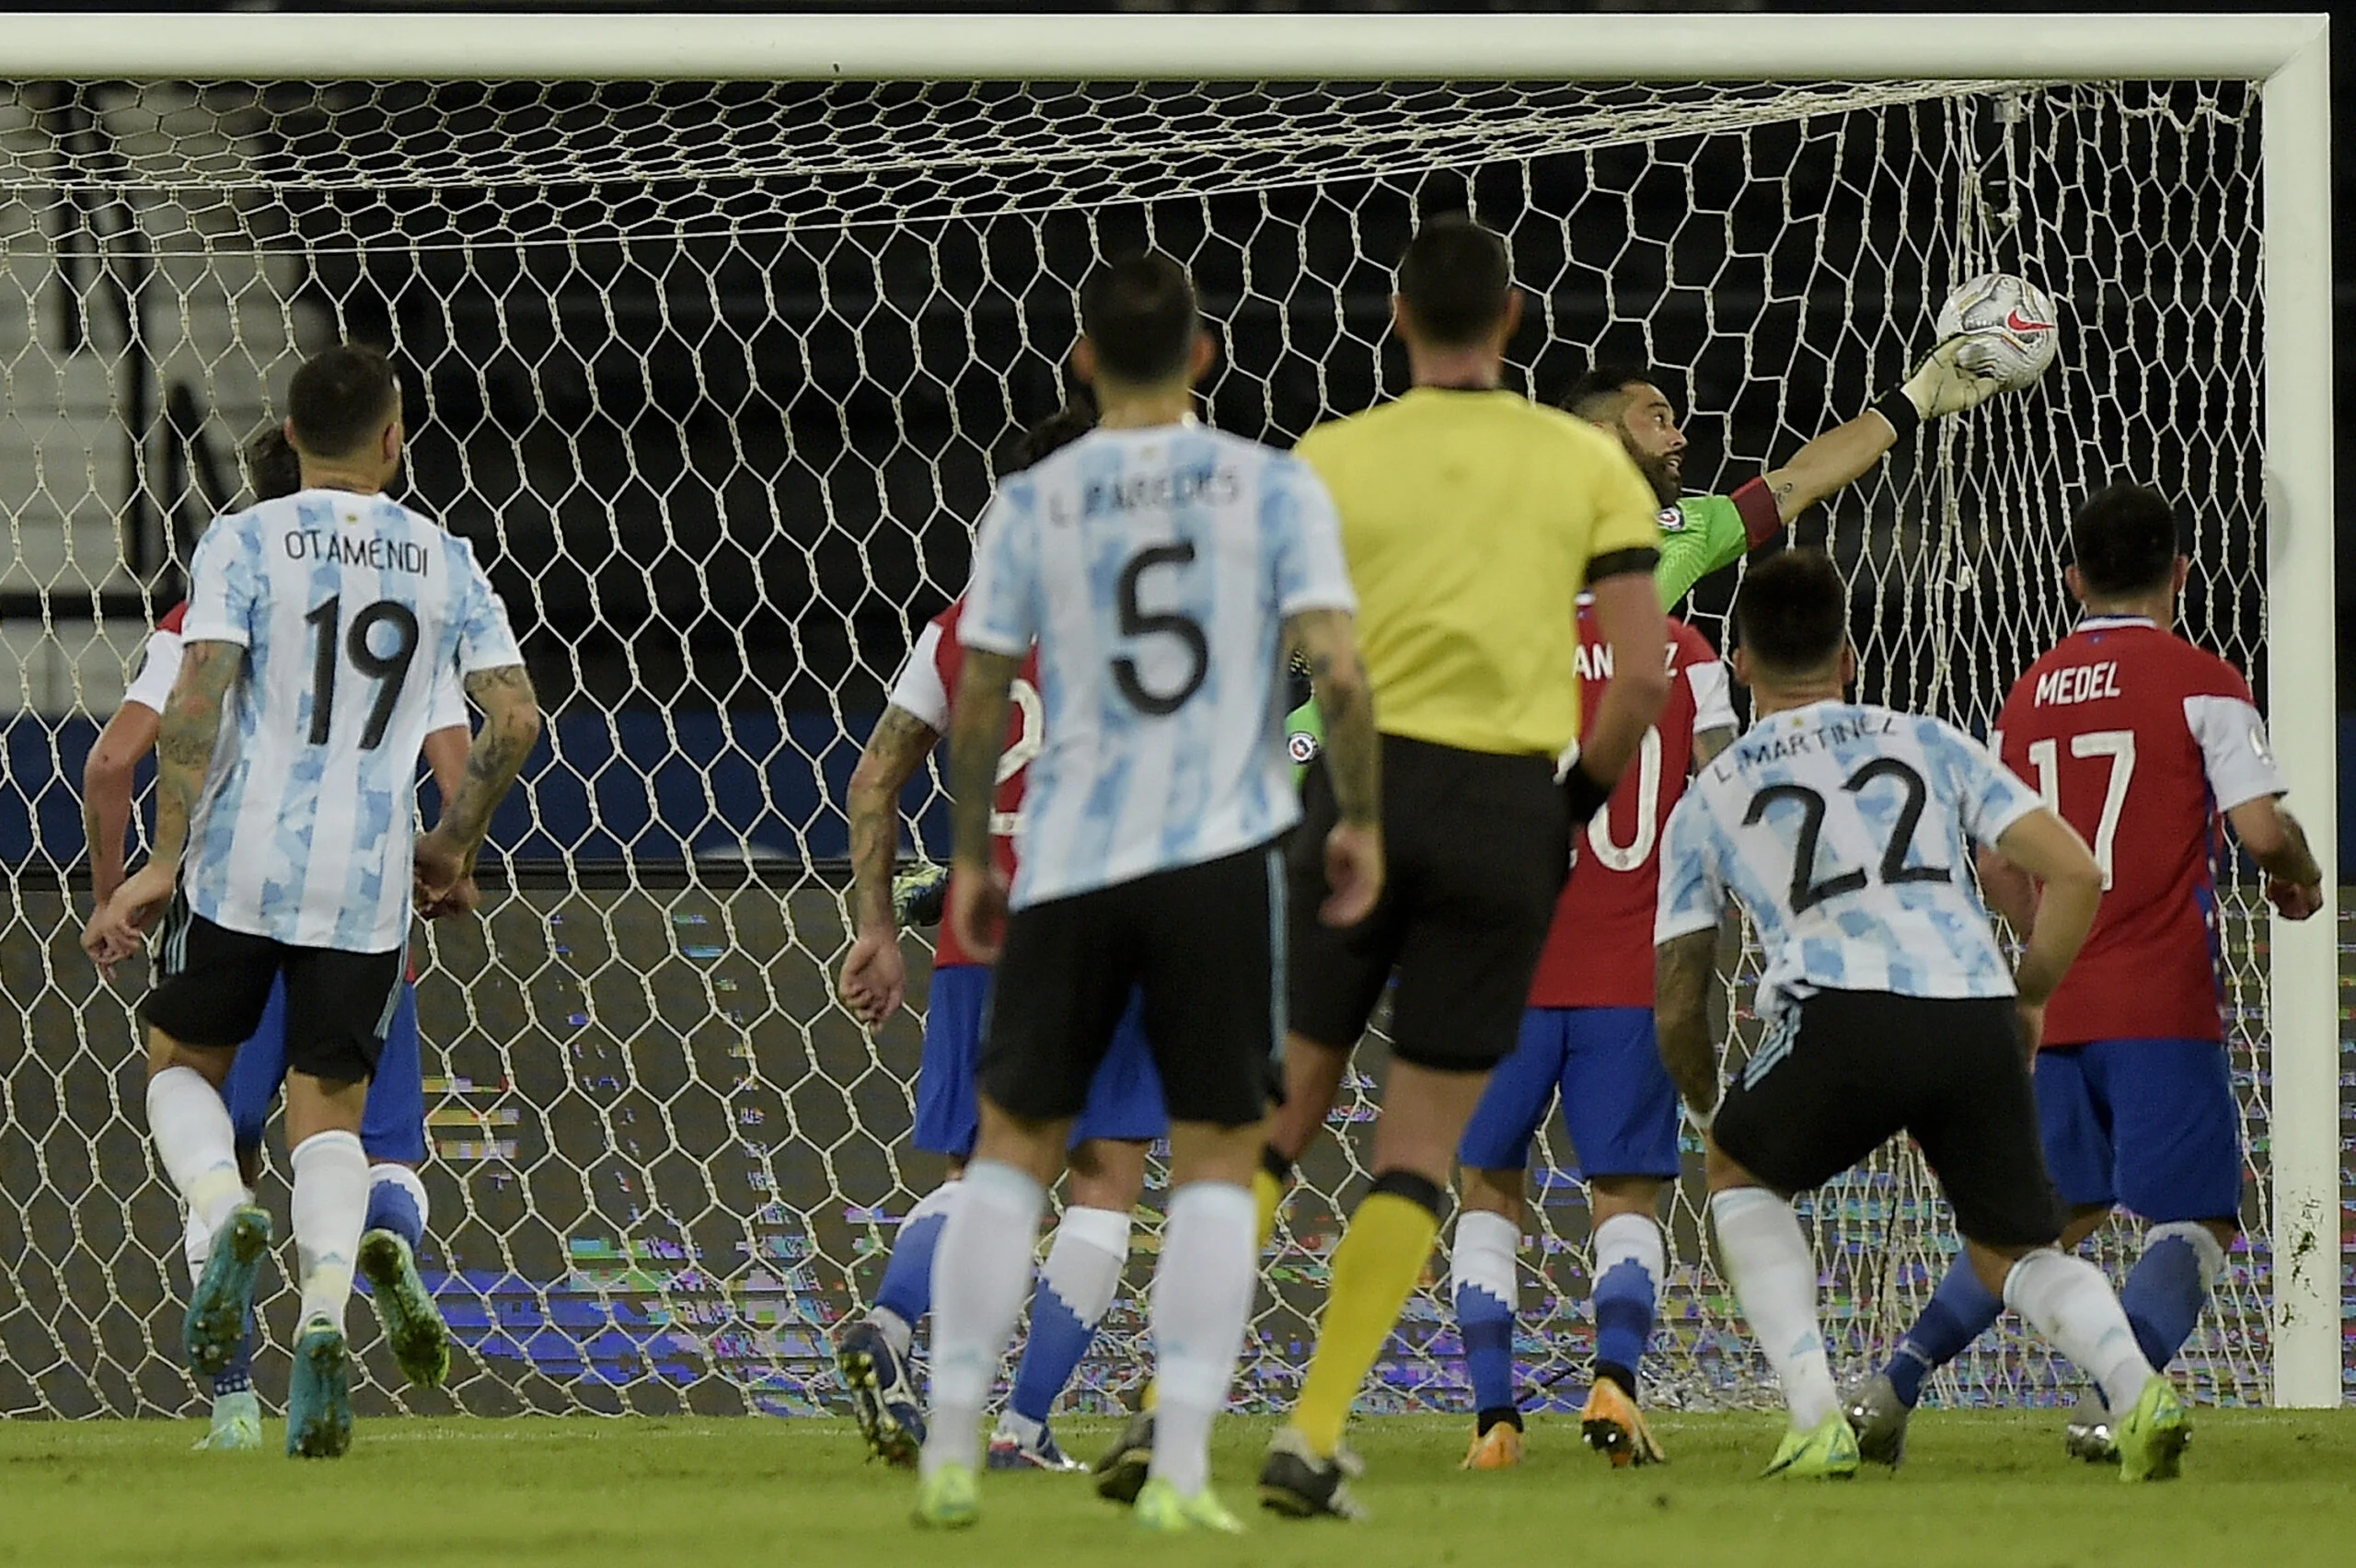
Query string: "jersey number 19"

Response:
xmin=306 ymin=595 xmax=419 ymax=750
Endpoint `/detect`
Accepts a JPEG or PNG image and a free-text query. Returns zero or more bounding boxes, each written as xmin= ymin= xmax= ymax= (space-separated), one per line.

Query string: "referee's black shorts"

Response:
xmin=1712 ymin=987 xmax=2065 ymax=1249
xmin=1287 ymin=733 xmax=1570 ymax=1074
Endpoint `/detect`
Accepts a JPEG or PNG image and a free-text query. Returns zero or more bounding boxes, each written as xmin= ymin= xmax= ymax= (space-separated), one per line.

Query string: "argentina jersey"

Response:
xmin=1656 ymin=700 xmax=2043 ymax=1015
xmin=960 ymin=421 xmax=1355 ymax=907
xmin=180 ymin=490 xmax=523 ymax=952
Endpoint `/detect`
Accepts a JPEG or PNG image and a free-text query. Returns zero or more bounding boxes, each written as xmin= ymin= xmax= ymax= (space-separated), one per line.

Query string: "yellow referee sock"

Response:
xmin=1290 ymin=1171 xmax=1443 ymax=1458
xmin=1145 ymin=1147 xmax=1292 ymax=1415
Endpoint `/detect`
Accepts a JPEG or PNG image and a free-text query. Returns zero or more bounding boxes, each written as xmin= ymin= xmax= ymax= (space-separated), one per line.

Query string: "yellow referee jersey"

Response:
xmin=1294 ymin=387 xmax=1661 ymax=757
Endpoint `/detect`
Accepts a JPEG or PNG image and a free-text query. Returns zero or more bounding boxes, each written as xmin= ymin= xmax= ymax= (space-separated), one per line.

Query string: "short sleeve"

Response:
xmin=1654 ymin=495 xmax=1748 ymax=607
xmin=450 ymin=536 xmax=524 ymax=675
xmin=1269 ymin=457 xmax=1356 ymax=618
xmin=1928 ymin=719 xmax=2044 ymax=847
xmin=1582 ymin=440 xmax=1666 ymax=564
xmin=959 ymin=484 xmax=1037 ymax=659
xmin=1655 ymin=791 xmax=1727 ymax=943
xmin=180 ymin=516 xmax=260 ymax=648
xmin=1686 ymin=655 xmax=1737 ymax=739
xmin=427 ymin=663 xmax=468 ymax=733
xmin=121 ymin=628 xmax=185 ymax=714
xmin=2183 ymin=691 xmax=2287 ymax=812
xmin=888 ymin=621 xmax=952 ymax=732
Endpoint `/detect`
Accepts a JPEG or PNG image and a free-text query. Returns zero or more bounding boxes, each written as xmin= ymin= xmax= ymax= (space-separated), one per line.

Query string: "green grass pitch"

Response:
xmin=6 ymin=1411 xmax=2353 ymax=1566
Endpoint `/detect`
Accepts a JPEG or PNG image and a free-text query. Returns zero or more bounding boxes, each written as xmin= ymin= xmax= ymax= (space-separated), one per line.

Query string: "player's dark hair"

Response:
xmin=2071 ymin=481 xmax=2181 ymax=596
xmin=1562 ymin=363 xmax=1657 ymax=421
xmin=1080 ymin=253 xmax=1200 ymax=386
xmin=998 ymin=404 xmax=1097 ymax=478
xmin=1734 ymin=548 xmax=1848 ymax=674
xmin=1396 ymin=216 xmax=1512 ymax=348
xmin=242 ymin=424 xmax=303 ymax=502
xmin=286 ymin=342 xmax=398 ymax=459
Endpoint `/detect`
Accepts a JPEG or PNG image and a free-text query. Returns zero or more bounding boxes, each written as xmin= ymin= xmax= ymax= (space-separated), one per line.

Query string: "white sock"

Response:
xmin=2004 ymin=1248 xmax=2158 ymax=1412
xmin=1710 ymin=1187 xmax=1838 ymax=1429
xmin=1593 ymin=1210 xmax=1667 ymax=1289
xmin=290 ymin=1130 xmax=369 ymax=1330
xmin=1450 ymin=1208 xmax=1519 ymax=1312
xmin=920 ymin=1159 xmax=1045 ymax=1480
xmin=146 ymin=1066 xmax=248 ymax=1237
xmin=1040 ymin=1205 xmax=1131 ymax=1328
xmin=1148 ymin=1181 xmax=1257 ymax=1498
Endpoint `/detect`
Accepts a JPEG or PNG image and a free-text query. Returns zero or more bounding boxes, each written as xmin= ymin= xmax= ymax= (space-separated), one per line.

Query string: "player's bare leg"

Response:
xmin=990 ymin=1136 xmax=1148 ymax=1472
xmin=1579 ymin=1175 xmax=1669 ymax=1466
xmin=283 ymin=1071 xmax=370 ymax=1458
xmin=1265 ymin=1058 xmax=1487 ymax=1519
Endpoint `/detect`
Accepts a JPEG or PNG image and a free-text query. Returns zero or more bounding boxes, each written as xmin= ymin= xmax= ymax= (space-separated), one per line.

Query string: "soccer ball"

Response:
xmin=1934 ymin=273 xmax=2061 ymax=391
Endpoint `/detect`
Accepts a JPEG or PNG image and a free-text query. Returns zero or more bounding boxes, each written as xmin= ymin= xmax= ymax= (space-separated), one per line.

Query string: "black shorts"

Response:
xmin=1287 ymin=733 xmax=1570 ymax=1073
xmin=979 ymin=840 xmax=1284 ymax=1129
xmin=1712 ymin=988 xmax=2064 ymax=1248
xmin=141 ymin=894 xmax=404 ymax=1086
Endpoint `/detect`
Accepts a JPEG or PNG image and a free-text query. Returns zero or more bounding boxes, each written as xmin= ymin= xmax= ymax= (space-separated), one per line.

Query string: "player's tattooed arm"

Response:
xmin=848 ymin=704 xmax=943 ymax=935
xmin=148 ymin=640 xmax=242 ymax=865
xmin=1653 ymin=928 xmax=1722 ymax=1121
xmin=433 ymin=664 xmax=542 ymax=855
xmin=1287 ymin=607 xmax=1380 ymax=826
xmin=1693 ymin=725 xmax=1737 ymax=769
xmin=946 ymin=651 xmax=1021 ymax=873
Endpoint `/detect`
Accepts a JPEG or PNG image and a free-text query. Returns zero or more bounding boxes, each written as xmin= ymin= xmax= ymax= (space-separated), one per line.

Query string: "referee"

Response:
xmin=1259 ymin=216 xmax=1669 ymax=1518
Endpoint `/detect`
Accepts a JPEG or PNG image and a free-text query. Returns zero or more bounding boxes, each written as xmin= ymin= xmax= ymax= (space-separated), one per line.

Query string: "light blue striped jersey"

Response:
xmin=1656 ymin=700 xmax=2043 ymax=1014
xmin=961 ymin=421 xmax=1355 ymax=907
xmin=179 ymin=489 xmax=523 ymax=951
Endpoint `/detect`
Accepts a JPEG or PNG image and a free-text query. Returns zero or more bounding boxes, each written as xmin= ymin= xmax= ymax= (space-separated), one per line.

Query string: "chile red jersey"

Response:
xmin=887 ymin=597 xmax=1042 ymax=968
xmin=1527 ymin=614 xmax=1734 ymax=1009
xmin=1991 ymin=617 xmax=2285 ymax=1047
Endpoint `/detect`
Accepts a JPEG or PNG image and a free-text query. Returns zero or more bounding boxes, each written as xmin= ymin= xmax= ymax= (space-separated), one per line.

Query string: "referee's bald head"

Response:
xmin=1394 ymin=216 xmax=1516 ymax=351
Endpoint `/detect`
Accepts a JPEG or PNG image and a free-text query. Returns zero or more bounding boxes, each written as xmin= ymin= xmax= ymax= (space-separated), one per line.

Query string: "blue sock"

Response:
xmin=214 ymin=1304 xmax=254 ymax=1399
xmin=2119 ymin=1233 xmax=2211 ymax=1370
xmin=1884 ymin=1257 xmax=2004 ymax=1407
xmin=364 ymin=1175 xmax=425 ymax=1251
xmin=1456 ymin=1282 xmax=1517 ymax=1422
xmin=1007 ymin=1208 xmax=1128 ymax=1427
xmin=1591 ymin=1257 xmax=1657 ymax=1394
xmin=873 ymin=1182 xmax=958 ymax=1336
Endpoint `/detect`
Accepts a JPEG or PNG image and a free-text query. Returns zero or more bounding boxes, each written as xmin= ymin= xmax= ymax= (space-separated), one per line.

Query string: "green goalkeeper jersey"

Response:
xmin=1285 ymin=491 xmax=1749 ymax=777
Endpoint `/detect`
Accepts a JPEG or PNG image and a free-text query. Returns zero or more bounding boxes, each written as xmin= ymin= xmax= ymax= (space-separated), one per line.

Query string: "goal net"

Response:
xmin=0 ymin=63 xmax=2305 ymax=1421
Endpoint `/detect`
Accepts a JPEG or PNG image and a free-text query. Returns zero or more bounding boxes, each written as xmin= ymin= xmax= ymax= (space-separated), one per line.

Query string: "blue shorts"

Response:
xmin=222 ymin=974 xmax=428 ymax=1167
xmin=913 ymin=963 xmax=1167 ymax=1159
xmin=1457 ymin=1005 xmax=1680 ymax=1180
xmin=2036 ymin=1037 xmax=2242 ymax=1224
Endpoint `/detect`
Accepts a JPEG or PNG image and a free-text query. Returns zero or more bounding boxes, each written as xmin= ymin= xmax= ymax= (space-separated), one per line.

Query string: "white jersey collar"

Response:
xmin=2075 ymin=614 xmax=2156 ymax=630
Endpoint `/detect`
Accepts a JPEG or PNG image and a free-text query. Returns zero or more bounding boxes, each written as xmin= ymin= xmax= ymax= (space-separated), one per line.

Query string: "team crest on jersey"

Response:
xmin=1657 ymin=505 xmax=1688 ymax=533
xmin=1288 ymin=730 xmax=1321 ymax=765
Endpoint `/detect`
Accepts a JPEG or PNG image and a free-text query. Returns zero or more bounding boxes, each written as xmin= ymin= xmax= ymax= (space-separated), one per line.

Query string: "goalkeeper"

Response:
xmin=1283 ymin=338 xmax=2010 ymax=770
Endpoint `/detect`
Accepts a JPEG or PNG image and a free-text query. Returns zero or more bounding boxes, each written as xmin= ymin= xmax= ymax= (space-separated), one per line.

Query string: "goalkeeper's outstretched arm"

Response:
xmin=1757 ymin=336 xmax=2010 ymax=525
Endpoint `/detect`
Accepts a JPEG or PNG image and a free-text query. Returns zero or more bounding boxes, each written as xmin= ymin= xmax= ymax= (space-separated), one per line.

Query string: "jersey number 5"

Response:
xmin=1744 ymin=757 xmax=1952 ymax=915
xmin=1112 ymin=543 xmax=1207 ymax=716
xmin=306 ymin=595 xmax=419 ymax=749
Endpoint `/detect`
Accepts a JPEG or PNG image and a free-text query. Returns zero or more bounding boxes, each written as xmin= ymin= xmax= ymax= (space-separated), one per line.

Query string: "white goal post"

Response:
xmin=0 ymin=11 xmax=2336 ymax=1413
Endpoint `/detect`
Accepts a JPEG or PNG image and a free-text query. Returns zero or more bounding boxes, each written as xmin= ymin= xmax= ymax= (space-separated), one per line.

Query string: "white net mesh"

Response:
xmin=0 ymin=75 xmax=2282 ymax=1420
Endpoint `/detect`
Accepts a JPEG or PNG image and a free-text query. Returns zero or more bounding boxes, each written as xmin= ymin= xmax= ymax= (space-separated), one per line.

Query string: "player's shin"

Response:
xmin=1149 ymin=1181 xmax=1256 ymax=1498
xmin=1590 ymin=1209 xmax=1664 ymax=1397
xmin=1997 ymin=1246 xmax=2157 ymax=1412
xmin=2118 ymin=1222 xmax=2225 ymax=1370
xmin=1882 ymin=1255 xmax=2004 ymax=1407
xmin=872 ymin=1179 xmax=960 ymax=1353
xmin=148 ymin=1064 xmax=249 ymax=1232
xmin=922 ymin=1159 xmax=1045 ymax=1480
xmin=291 ymin=1130 xmax=369 ymax=1327
xmin=364 ymin=1163 xmax=429 ymax=1251
xmin=1709 ymin=1187 xmax=1839 ymax=1428
xmin=1449 ymin=1208 xmax=1520 ymax=1432
xmin=1003 ymin=1205 xmax=1131 ymax=1447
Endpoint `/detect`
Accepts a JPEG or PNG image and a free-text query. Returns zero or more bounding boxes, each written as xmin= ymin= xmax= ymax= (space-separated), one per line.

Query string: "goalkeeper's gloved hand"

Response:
xmin=893 ymin=862 xmax=951 ymax=928
xmin=1894 ymin=334 xmax=2011 ymax=422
